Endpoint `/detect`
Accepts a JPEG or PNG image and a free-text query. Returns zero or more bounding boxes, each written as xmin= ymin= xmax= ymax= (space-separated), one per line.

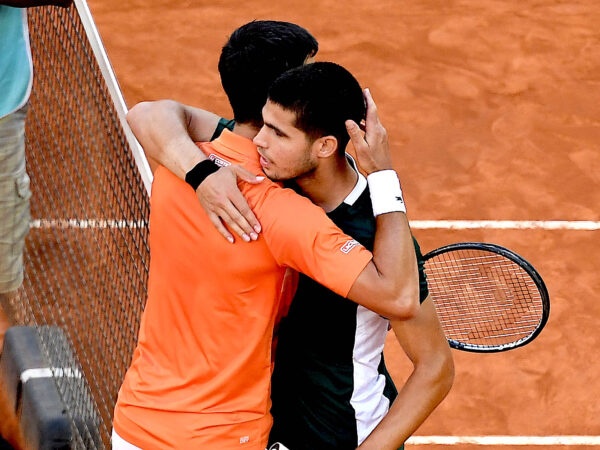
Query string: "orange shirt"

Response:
xmin=113 ymin=130 xmax=372 ymax=449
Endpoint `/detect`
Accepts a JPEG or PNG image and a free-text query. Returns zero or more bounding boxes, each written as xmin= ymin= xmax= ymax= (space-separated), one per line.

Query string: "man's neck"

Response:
xmin=232 ymin=122 xmax=260 ymax=140
xmin=294 ymin=155 xmax=358 ymax=213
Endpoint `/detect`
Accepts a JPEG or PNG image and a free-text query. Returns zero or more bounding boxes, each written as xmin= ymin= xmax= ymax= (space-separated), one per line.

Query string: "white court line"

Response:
xmin=30 ymin=219 xmax=148 ymax=229
xmin=30 ymin=219 xmax=599 ymax=230
xmin=20 ymin=367 xmax=83 ymax=384
xmin=27 ymin=217 xmax=598 ymax=445
xmin=406 ymin=435 xmax=600 ymax=445
xmin=410 ymin=220 xmax=600 ymax=230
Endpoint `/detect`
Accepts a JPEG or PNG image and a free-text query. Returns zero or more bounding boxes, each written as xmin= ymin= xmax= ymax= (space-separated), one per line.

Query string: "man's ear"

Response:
xmin=314 ymin=135 xmax=338 ymax=158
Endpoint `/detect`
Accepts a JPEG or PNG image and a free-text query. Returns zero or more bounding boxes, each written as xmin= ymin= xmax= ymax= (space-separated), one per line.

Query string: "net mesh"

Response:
xmin=425 ymin=248 xmax=545 ymax=351
xmin=12 ymin=3 xmax=150 ymax=448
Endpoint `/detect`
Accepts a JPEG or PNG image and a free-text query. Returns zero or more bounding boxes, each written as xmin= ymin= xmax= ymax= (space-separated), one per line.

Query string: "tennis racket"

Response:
xmin=423 ymin=242 xmax=550 ymax=352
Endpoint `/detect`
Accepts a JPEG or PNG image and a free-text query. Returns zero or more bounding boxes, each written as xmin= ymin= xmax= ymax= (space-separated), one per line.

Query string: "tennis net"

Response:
xmin=15 ymin=1 xmax=152 ymax=448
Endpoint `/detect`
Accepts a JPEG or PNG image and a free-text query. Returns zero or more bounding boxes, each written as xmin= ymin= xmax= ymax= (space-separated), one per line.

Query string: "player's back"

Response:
xmin=113 ymin=141 xmax=285 ymax=449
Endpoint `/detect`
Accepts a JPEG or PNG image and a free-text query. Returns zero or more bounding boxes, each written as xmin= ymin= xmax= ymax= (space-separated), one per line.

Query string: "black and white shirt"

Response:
xmin=269 ymin=160 xmax=428 ymax=450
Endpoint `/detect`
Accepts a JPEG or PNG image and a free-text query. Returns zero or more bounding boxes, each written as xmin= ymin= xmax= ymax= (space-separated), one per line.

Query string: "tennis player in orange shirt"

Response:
xmin=112 ymin=22 xmax=427 ymax=450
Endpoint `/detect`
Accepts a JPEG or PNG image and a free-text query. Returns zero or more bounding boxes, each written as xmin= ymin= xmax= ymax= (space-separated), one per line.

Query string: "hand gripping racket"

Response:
xmin=423 ymin=242 xmax=550 ymax=352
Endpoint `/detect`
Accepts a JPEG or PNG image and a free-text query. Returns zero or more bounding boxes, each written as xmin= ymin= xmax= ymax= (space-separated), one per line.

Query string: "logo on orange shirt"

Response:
xmin=340 ymin=239 xmax=360 ymax=254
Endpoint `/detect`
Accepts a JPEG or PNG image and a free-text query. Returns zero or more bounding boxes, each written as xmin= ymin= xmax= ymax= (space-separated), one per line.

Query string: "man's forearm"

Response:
xmin=127 ymin=100 xmax=263 ymax=242
xmin=126 ymin=100 xmax=217 ymax=178
xmin=373 ymin=212 xmax=419 ymax=314
xmin=358 ymin=299 xmax=455 ymax=450
xmin=365 ymin=167 xmax=420 ymax=319
xmin=346 ymin=210 xmax=419 ymax=320
xmin=357 ymin=363 xmax=453 ymax=450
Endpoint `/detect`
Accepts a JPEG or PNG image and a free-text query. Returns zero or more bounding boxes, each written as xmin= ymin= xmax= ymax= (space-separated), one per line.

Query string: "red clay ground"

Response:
xmin=2 ymin=1 xmax=599 ymax=449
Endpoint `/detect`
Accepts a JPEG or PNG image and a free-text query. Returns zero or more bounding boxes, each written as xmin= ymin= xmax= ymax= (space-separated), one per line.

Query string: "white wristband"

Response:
xmin=367 ymin=169 xmax=406 ymax=216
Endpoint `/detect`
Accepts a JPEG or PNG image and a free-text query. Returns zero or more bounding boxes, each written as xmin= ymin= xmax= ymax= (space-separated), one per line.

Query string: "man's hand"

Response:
xmin=197 ymin=165 xmax=264 ymax=243
xmin=345 ymin=88 xmax=392 ymax=175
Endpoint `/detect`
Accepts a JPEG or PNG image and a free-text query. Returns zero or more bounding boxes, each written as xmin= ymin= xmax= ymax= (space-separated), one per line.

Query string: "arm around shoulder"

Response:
xmin=126 ymin=100 xmax=220 ymax=178
xmin=344 ymin=90 xmax=420 ymax=321
xmin=346 ymin=211 xmax=420 ymax=321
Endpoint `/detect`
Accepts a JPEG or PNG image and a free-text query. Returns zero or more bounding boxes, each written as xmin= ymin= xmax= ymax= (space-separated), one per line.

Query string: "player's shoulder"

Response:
xmin=245 ymin=182 xmax=308 ymax=218
xmin=250 ymin=184 xmax=334 ymax=238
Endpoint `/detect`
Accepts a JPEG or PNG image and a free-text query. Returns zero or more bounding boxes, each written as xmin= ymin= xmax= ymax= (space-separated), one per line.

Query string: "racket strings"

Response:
xmin=425 ymin=249 xmax=544 ymax=348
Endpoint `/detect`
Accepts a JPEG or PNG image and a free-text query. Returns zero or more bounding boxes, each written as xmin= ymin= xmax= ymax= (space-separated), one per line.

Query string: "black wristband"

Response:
xmin=185 ymin=159 xmax=220 ymax=191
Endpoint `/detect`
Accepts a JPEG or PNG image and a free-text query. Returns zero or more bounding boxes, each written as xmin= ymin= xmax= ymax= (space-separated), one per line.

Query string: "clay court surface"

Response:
xmin=2 ymin=0 xmax=600 ymax=449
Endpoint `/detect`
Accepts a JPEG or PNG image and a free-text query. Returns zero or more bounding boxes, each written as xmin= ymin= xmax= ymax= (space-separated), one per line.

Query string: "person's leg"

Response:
xmin=0 ymin=387 xmax=23 ymax=450
xmin=0 ymin=104 xmax=32 ymax=342
xmin=0 ymin=299 xmax=10 ymax=351
xmin=0 ymin=301 xmax=25 ymax=450
xmin=0 ymin=291 xmax=24 ymax=350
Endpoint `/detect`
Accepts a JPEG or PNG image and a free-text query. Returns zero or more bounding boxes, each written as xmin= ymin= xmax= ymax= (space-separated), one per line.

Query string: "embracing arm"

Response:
xmin=344 ymin=89 xmax=419 ymax=320
xmin=357 ymin=297 xmax=455 ymax=450
xmin=127 ymin=100 xmax=261 ymax=241
xmin=126 ymin=100 xmax=220 ymax=176
xmin=347 ymin=212 xmax=419 ymax=320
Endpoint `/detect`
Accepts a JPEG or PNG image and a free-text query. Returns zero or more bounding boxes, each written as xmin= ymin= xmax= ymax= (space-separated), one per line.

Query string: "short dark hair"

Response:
xmin=267 ymin=61 xmax=365 ymax=153
xmin=218 ymin=20 xmax=318 ymax=128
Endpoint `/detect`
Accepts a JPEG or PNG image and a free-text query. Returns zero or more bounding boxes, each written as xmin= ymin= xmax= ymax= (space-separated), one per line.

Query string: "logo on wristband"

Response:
xmin=208 ymin=154 xmax=231 ymax=167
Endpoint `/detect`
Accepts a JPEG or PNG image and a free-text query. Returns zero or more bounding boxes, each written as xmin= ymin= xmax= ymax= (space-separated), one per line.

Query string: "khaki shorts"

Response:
xmin=0 ymin=106 xmax=31 ymax=293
